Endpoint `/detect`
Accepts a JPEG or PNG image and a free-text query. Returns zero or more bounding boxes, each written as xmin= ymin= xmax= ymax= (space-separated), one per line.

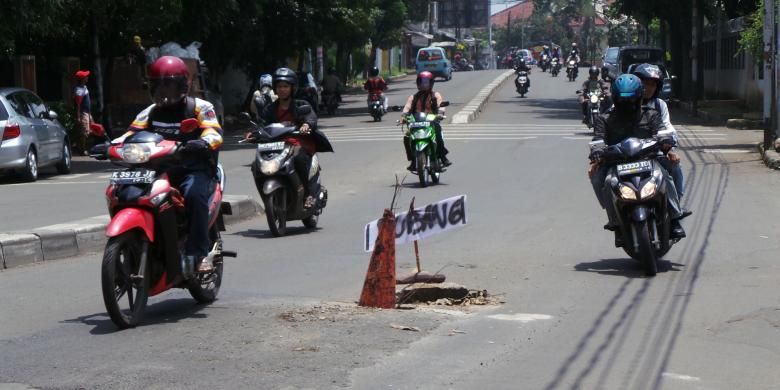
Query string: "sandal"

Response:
xmin=196 ymin=257 xmax=214 ymax=273
xmin=304 ymin=195 xmax=316 ymax=209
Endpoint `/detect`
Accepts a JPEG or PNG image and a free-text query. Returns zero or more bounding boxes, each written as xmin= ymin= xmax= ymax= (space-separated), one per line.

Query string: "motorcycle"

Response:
xmin=578 ymin=87 xmax=608 ymax=130
xmin=398 ymin=101 xmax=450 ymax=187
xmin=321 ymin=91 xmax=339 ymax=116
xmin=550 ymin=58 xmax=561 ymax=77
xmin=566 ymin=60 xmax=578 ymax=81
xmin=241 ymin=113 xmax=328 ymax=237
xmin=589 ymin=129 xmax=680 ymax=276
xmin=368 ymin=93 xmax=386 ymax=122
xmin=539 ymin=54 xmax=550 ymax=72
xmin=515 ymin=71 xmax=530 ymax=98
xmin=89 ymin=118 xmax=235 ymax=329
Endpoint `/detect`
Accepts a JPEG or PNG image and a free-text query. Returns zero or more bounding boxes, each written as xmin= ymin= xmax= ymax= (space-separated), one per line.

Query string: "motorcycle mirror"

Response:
xmin=297 ymin=105 xmax=313 ymax=116
xmin=180 ymin=118 xmax=200 ymax=133
xmin=389 ymin=105 xmax=403 ymax=112
xmin=439 ymin=101 xmax=450 ymax=107
xmin=575 ymin=90 xmax=581 ymax=94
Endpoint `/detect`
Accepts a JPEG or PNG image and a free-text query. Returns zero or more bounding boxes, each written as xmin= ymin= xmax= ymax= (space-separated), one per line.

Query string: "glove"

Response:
xmin=588 ymin=149 xmax=604 ymax=162
xmin=182 ymin=139 xmax=209 ymax=153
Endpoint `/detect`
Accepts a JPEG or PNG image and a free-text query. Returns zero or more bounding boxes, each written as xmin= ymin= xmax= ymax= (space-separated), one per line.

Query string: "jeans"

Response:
xmin=173 ymin=170 xmax=212 ymax=258
xmin=660 ymin=159 xmax=685 ymax=197
xmin=291 ymin=147 xmax=320 ymax=198
xmin=590 ymin=163 xmax=684 ymax=226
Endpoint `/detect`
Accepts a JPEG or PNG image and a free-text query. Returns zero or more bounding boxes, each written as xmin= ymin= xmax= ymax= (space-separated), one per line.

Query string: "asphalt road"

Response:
xmin=1 ymin=69 xmax=780 ymax=390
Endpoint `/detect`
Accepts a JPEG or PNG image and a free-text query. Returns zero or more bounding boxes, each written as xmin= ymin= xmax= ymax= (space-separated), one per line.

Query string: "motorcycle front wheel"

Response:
xmin=633 ymin=220 xmax=658 ymax=276
xmin=264 ymin=189 xmax=287 ymax=237
xmin=101 ymin=231 xmax=149 ymax=329
xmin=416 ymin=151 xmax=429 ymax=188
xmin=188 ymin=226 xmax=223 ymax=303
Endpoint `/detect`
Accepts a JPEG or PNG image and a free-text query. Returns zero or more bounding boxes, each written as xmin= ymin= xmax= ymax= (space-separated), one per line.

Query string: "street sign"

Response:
xmin=364 ymin=195 xmax=468 ymax=252
xmin=437 ymin=0 xmax=489 ymax=29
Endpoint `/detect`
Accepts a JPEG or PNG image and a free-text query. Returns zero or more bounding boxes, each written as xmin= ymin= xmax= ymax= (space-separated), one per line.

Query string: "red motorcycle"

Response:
xmin=91 ymin=118 xmax=236 ymax=329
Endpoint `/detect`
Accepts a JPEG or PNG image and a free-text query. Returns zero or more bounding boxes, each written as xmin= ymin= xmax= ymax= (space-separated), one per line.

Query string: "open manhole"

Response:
xmin=396 ymin=282 xmax=503 ymax=306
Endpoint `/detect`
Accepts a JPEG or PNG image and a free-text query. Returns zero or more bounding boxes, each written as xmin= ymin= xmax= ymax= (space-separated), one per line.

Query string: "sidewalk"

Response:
xmin=0 ymin=195 xmax=263 ymax=270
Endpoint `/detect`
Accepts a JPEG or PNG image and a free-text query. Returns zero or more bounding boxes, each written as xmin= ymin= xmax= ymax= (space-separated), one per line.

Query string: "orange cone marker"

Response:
xmin=359 ymin=209 xmax=396 ymax=308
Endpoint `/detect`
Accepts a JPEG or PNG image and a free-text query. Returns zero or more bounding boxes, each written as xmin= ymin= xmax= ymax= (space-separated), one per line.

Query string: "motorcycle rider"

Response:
xmin=111 ymin=56 xmax=223 ymax=274
xmin=600 ymin=65 xmax=613 ymax=83
xmin=364 ymin=66 xmax=388 ymax=111
xmin=321 ymin=67 xmax=343 ymax=103
xmin=514 ymin=58 xmax=532 ymax=90
xmin=632 ymin=63 xmax=686 ymax=198
xmin=571 ymin=42 xmax=580 ymax=57
xmin=401 ymin=71 xmax=451 ymax=171
xmin=249 ymin=67 xmax=333 ymax=210
xmin=579 ymin=65 xmax=610 ymax=123
xmin=551 ymin=46 xmax=561 ymax=60
xmin=250 ymin=73 xmax=276 ymax=122
xmin=566 ymin=50 xmax=581 ymax=79
xmin=589 ymin=74 xmax=688 ymax=243
xmin=541 ymin=45 xmax=552 ymax=69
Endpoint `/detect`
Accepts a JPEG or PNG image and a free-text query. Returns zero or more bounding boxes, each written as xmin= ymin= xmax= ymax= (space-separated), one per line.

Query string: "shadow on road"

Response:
xmin=574 ymin=258 xmax=684 ymax=278
xmin=233 ymin=226 xmax=320 ymax=239
xmin=61 ymin=298 xmax=210 ymax=335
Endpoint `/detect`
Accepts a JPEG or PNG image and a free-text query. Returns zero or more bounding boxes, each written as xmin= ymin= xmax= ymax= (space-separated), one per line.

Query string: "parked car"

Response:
xmin=626 ymin=63 xmax=676 ymax=101
xmin=0 ymin=88 xmax=71 ymax=181
xmin=517 ymin=49 xmax=536 ymax=66
xmin=602 ymin=45 xmax=666 ymax=78
xmin=416 ymin=47 xmax=453 ymax=81
xmin=296 ymin=71 xmax=321 ymax=114
xmin=601 ymin=46 xmax=620 ymax=79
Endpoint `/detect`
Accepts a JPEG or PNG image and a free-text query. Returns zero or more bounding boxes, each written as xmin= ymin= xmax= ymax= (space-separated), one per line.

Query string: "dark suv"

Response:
xmin=602 ymin=46 xmax=666 ymax=78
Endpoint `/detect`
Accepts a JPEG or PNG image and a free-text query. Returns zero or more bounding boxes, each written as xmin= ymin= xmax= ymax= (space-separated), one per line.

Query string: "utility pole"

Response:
xmin=765 ymin=0 xmax=778 ymax=149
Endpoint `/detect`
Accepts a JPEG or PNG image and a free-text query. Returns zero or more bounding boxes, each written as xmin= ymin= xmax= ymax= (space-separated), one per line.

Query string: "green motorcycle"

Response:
xmin=400 ymin=101 xmax=449 ymax=187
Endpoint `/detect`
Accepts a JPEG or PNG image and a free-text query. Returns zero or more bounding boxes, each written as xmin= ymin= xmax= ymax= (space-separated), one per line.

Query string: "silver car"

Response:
xmin=0 ymin=88 xmax=71 ymax=181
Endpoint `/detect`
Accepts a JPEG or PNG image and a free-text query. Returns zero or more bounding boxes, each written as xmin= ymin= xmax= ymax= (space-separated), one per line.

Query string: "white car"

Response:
xmin=0 ymin=88 xmax=71 ymax=181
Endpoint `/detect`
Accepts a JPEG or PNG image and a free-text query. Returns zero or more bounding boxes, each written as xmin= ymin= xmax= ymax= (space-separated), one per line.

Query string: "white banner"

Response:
xmin=364 ymin=195 xmax=467 ymax=252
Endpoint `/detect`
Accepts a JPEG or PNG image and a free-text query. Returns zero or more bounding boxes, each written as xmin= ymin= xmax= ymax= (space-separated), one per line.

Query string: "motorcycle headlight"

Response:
xmin=413 ymin=129 xmax=429 ymax=139
xmin=590 ymin=94 xmax=600 ymax=104
xmin=260 ymin=159 xmax=281 ymax=175
xmin=640 ymin=180 xmax=657 ymax=199
xmin=569 ymin=61 xmax=576 ymax=66
xmin=120 ymin=143 xmax=152 ymax=164
xmin=619 ymin=185 xmax=637 ymax=200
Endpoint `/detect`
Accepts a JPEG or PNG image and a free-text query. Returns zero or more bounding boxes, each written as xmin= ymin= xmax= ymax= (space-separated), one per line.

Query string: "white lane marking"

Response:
xmin=662 ymin=372 xmax=701 ymax=382
xmin=330 ymin=136 xmax=538 ymax=142
xmin=53 ymin=173 xmax=90 ymax=180
xmin=697 ymin=149 xmax=752 ymax=153
xmin=487 ymin=313 xmax=553 ymax=322
xmin=97 ymin=174 xmax=112 ymax=179
xmin=563 ymin=136 xmax=594 ymax=140
xmin=4 ymin=181 xmax=104 ymax=187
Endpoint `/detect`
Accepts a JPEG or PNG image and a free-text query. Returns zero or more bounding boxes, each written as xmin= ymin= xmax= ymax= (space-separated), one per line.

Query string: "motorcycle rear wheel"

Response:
xmin=101 ymin=231 xmax=149 ymax=329
xmin=264 ymin=190 xmax=287 ymax=237
xmin=188 ymin=227 xmax=223 ymax=303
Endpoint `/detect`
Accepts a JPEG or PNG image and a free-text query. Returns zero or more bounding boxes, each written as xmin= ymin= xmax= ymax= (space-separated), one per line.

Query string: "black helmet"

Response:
xmin=589 ymin=65 xmax=599 ymax=77
xmin=369 ymin=66 xmax=379 ymax=77
xmin=272 ymin=67 xmax=298 ymax=95
xmin=631 ymin=63 xmax=664 ymax=99
xmin=600 ymin=65 xmax=610 ymax=79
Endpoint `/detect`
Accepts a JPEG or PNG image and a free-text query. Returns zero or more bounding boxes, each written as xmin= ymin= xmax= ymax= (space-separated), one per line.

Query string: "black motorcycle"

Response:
xmin=241 ymin=116 xmax=328 ymax=237
xmin=368 ymin=93 xmax=386 ymax=122
xmin=539 ymin=54 xmax=550 ymax=72
xmin=590 ymin=129 xmax=680 ymax=276
xmin=566 ymin=60 xmax=578 ymax=81
xmin=577 ymin=86 xmax=609 ymax=130
xmin=550 ymin=58 xmax=561 ymax=77
xmin=515 ymin=71 xmax=530 ymax=98
xmin=321 ymin=91 xmax=339 ymax=116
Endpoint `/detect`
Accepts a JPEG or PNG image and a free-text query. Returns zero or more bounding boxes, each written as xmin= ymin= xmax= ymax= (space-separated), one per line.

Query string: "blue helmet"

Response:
xmin=259 ymin=73 xmax=272 ymax=88
xmin=611 ymin=74 xmax=644 ymax=103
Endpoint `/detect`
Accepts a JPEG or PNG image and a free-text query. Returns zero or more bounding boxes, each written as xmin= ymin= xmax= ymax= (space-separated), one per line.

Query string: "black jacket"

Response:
xmin=260 ymin=99 xmax=334 ymax=153
xmin=594 ymin=104 xmax=663 ymax=146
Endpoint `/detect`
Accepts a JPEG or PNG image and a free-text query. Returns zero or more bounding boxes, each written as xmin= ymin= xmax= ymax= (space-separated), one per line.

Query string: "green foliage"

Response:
xmin=47 ymin=101 xmax=77 ymax=140
xmin=738 ymin=0 xmax=766 ymax=61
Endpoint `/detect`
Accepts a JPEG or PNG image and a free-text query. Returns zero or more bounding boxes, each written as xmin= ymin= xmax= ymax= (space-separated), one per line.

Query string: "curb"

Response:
xmin=757 ymin=142 xmax=780 ymax=170
xmin=451 ymin=70 xmax=515 ymax=124
xmin=0 ymin=195 xmax=263 ymax=270
xmin=726 ymin=118 xmax=764 ymax=130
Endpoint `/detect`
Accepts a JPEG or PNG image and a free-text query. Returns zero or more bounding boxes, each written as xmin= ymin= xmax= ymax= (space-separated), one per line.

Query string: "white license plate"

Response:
xmin=518 ymin=77 xmax=527 ymax=82
xmin=257 ymin=141 xmax=286 ymax=152
xmin=410 ymin=121 xmax=430 ymax=127
xmin=616 ymin=161 xmax=652 ymax=175
xmin=110 ymin=170 xmax=155 ymax=184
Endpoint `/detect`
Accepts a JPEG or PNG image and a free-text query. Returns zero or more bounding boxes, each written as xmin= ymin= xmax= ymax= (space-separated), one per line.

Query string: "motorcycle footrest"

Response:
xmin=221 ymin=250 xmax=238 ymax=258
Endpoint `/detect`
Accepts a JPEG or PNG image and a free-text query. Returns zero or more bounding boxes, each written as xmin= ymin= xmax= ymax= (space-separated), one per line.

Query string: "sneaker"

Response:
xmin=196 ymin=257 xmax=214 ymax=273
xmin=304 ymin=195 xmax=316 ymax=209
xmin=679 ymin=209 xmax=693 ymax=219
xmin=614 ymin=232 xmax=624 ymax=247
xmin=440 ymin=156 xmax=452 ymax=167
xmin=603 ymin=223 xmax=618 ymax=231
xmin=407 ymin=162 xmax=416 ymax=172
xmin=670 ymin=220 xmax=686 ymax=239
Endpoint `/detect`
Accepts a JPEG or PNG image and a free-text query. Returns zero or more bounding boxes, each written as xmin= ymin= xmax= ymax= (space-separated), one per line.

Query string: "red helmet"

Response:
xmin=148 ymin=56 xmax=190 ymax=107
xmin=416 ymin=71 xmax=434 ymax=91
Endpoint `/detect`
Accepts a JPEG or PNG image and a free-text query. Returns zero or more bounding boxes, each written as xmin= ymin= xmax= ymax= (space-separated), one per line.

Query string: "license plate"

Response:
xmin=425 ymin=64 xmax=437 ymax=68
xmin=616 ymin=161 xmax=652 ymax=175
xmin=257 ymin=141 xmax=286 ymax=152
xmin=518 ymin=77 xmax=527 ymax=82
xmin=110 ymin=170 xmax=155 ymax=184
xmin=410 ymin=121 xmax=430 ymax=128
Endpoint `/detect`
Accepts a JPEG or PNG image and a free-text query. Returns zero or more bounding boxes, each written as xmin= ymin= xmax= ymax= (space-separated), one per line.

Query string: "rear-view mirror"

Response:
xmin=439 ymin=101 xmax=450 ymax=108
xmin=46 ymin=110 xmax=59 ymax=120
xmin=238 ymin=112 xmax=252 ymax=123
xmin=297 ymin=105 xmax=312 ymax=116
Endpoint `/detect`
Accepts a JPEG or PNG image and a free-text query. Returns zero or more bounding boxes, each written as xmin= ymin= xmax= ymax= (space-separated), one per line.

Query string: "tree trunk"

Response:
xmin=90 ymin=13 xmax=104 ymax=123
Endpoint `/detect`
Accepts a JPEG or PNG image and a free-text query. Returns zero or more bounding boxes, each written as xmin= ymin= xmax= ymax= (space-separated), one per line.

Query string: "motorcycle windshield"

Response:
xmin=262 ymin=124 xmax=298 ymax=139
